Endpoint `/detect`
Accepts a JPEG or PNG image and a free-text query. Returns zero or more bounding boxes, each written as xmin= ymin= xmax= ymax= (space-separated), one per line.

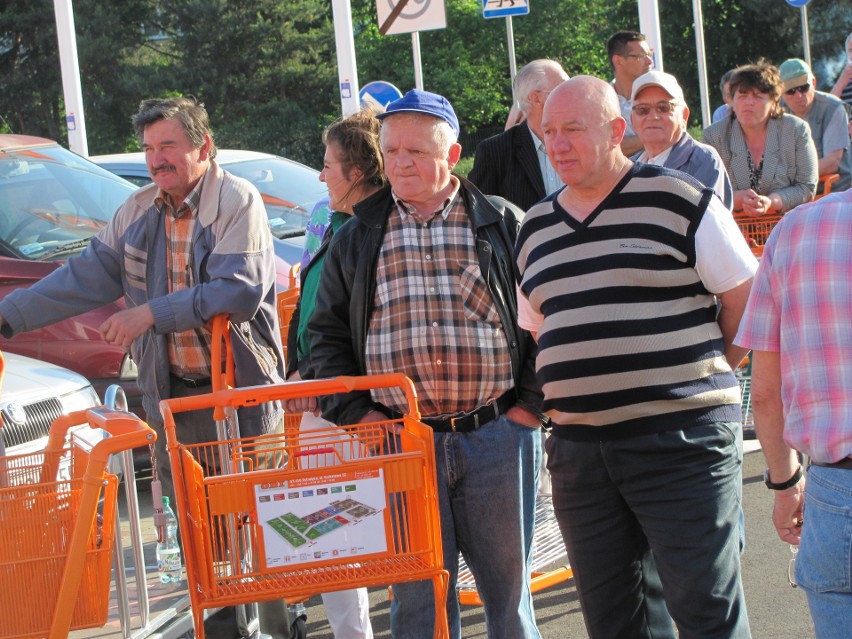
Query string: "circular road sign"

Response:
xmin=360 ymin=81 xmax=404 ymax=109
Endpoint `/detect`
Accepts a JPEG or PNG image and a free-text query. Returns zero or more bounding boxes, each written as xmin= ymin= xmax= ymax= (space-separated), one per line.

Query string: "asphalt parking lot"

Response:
xmin=298 ymin=444 xmax=816 ymax=639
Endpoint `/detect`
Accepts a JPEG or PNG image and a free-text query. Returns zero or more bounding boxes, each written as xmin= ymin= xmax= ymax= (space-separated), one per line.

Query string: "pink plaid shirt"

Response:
xmin=735 ymin=191 xmax=852 ymax=463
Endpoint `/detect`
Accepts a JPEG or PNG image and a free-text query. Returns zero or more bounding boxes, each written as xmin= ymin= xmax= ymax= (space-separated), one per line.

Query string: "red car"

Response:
xmin=0 ymin=135 xmax=144 ymax=413
xmin=0 ymin=135 xmax=291 ymax=418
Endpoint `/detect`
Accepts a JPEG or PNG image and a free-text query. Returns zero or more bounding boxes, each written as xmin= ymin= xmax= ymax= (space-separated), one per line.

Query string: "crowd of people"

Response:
xmin=0 ymin=26 xmax=850 ymax=639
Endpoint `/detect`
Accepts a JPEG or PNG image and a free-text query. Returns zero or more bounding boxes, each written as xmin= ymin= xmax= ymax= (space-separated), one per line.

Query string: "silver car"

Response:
xmin=1 ymin=351 xmax=101 ymax=459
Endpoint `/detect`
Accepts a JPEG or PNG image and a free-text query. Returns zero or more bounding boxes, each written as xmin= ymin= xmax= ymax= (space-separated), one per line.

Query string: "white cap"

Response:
xmin=631 ymin=70 xmax=685 ymax=104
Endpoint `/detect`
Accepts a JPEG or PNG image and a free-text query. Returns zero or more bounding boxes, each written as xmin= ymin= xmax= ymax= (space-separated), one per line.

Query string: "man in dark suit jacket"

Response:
xmin=469 ymin=60 xmax=568 ymax=210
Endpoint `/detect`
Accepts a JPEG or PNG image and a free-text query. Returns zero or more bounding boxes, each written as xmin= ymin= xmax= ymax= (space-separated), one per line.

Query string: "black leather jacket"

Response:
xmin=307 ymin=177 xmax=543 ymax=426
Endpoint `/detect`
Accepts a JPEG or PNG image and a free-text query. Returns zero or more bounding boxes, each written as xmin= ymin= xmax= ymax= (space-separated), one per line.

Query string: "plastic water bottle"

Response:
xmin=156 ymin=496 xmax=183 ymax=583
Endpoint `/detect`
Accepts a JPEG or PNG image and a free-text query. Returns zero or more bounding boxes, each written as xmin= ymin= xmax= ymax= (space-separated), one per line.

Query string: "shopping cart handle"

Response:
xmin=83 ymin=407 xmax=157 ymax=464
xmin=274 ymin=373 xmax=422 ymax=420
xmin=36 ymin=408 xmax=157 ymax=490
xmin=159 ymin=372 xmax=422 ymax=421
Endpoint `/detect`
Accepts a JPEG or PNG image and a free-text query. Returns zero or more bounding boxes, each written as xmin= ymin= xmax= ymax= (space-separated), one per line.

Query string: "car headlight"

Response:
xmin=119 ymin=354 xmax=138 ymax=380
xmin=60 ymin=385 xmax=101 ymax=413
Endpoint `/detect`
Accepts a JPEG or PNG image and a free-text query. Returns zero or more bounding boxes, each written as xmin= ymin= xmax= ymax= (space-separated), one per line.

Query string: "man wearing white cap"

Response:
xmin=780 ymin=58 xmax=851 ymax=192
xmin=631 ymin=70 xmax=733 ymax=209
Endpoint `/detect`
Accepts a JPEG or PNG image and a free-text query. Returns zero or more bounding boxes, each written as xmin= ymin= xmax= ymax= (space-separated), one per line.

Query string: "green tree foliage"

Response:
xmin=1 ymin=0 xmax=66 ymax=138
xmin=146 ymin=0 xmax=337 ymax=165
xmin=660 ymin=0 xmax=852 ymax=129
xmin=351 ymin=0 xmax=635 ymax=137
xmin=0 ymin=0 xmax=157 ymax=146
xmin=75 ymin=0 xmax=165 ymax=152
xmin=1 ymin=0 xmax=849 ymax=167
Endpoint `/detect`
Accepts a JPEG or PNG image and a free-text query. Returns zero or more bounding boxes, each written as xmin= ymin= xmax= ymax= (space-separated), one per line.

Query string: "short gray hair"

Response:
xmin=379 ymin=112 xmax=457 ymax=155
xmin=132 ymin=97 xmax=217 ymax=159
xmin=514 ymin=60 xmax=566 ymax=115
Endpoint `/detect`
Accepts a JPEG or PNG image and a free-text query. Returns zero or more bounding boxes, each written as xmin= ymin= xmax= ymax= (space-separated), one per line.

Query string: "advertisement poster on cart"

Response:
xmin=255 ymin=468 xmax=387 ymax=568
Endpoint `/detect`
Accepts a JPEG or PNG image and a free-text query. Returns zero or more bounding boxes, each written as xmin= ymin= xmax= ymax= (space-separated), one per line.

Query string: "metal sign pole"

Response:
xmin=332 ymin=0 xmax=361 ymax=116
xmin=412 ymin=32 xmax=424 ymax=90
xmin=506 ymin=16 xmax=518 ymax=82
xmin=53 ymin=0 xmax=88 ymax=156
xmin=637 ymin=0 xmax=664 ymax=71
xmin=801 ymin=6 xmax=812 ymax=68
xmin=692 ymin=0 xmax=711 ymax=129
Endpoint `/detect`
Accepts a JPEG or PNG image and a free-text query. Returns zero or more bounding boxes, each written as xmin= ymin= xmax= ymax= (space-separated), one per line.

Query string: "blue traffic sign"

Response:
xmin=360 ymin=81 xmax=404 ymax=109
xmin=482 ymin=0 xmax=529 ymax=20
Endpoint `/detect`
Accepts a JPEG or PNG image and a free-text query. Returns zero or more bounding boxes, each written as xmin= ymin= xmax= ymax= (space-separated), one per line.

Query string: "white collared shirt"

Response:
xmin=637 ymin=145 xmax=673 ymax=166
xmin=529 ymin=129 xmax=564 ymax=197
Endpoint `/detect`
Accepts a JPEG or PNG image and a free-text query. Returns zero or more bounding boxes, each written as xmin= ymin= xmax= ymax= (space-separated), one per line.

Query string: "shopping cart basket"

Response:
xmin=0 ymin=400 xmax=156 ymax=639
xmin=736 ymin=358 xmax=754 ymax=438
xmin=734 ymin=212 xmax=783 ymax=257
xmin=160 ymin=372 xmax=450 ymax=639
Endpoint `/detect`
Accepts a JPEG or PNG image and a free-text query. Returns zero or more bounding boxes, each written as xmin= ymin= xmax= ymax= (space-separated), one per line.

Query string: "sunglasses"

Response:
xmin=785 ymin=83 xmax=811 ymax=96
xmin=622 ymin=50 xmax=654 ymax=61
xmin=631 ymin=101 xmax=679 ymax=117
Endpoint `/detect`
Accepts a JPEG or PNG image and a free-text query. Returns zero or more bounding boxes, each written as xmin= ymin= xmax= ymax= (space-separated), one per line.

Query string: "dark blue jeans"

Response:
xmin=390 ymin=415 xmax=543 ymax=639
xmin=547 ymin=421 xmax=751 ymax=639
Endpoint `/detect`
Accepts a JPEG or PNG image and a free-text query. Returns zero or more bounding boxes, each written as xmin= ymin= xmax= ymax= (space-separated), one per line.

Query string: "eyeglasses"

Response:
xmin=621 ymin=50 xmax=654 ymax=61
xmin=785 ymin=83 xmax=811 ymax=96
xmin=631 ymin=101 xmax=680 ymax=117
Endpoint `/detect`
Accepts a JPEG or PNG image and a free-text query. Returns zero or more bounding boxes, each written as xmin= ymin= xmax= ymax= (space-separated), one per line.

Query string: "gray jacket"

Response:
xmin=703 ymin=113 xmax=818 ymax=212
xmin=0 ymin=161 xmax=285 ymax=433
xmin=634 ymin=132 xmax=734 ymax=210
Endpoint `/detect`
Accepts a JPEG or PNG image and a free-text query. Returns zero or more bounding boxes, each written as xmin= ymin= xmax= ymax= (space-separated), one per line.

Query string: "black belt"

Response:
xmin=812 ymin=457 xmax=852 ymax=470
xmin=421 ymin=391 xmax=516 ymax=433
xmin=170 ymin=374 xmax=212 ymax=389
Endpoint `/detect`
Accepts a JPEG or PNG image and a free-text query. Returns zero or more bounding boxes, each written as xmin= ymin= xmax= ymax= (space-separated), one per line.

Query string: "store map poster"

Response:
xmin=255 ymin=468 xmax=387 ymax=568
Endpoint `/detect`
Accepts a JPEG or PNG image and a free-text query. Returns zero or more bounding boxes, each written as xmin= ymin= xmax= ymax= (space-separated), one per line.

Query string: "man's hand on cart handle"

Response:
xmin=283 ymin=370 xmax=319 ymax=414
xmin=359 ymin=409 xmax=402 ymax=454
xmin=284 ymin=371 xmax=320 ymax=417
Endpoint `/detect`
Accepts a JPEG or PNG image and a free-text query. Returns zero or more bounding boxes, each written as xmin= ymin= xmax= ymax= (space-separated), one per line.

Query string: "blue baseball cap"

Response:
xmin=376 ymin=89 xmax=460 ymax=137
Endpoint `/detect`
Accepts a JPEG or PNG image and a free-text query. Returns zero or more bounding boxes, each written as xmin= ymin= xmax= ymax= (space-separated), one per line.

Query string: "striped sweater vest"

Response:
xmin=515 ymin=164 xmax=742 ymax=440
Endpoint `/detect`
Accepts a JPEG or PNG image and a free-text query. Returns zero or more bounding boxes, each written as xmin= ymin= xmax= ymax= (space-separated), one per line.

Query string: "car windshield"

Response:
xmin=222 ymin=157 xmax=325 ymax=239
xmin=0 ymin=145 xmax=136 ymax=261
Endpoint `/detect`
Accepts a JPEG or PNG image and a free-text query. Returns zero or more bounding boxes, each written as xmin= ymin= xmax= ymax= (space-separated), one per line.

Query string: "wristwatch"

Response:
xmin=763 ymin=465 xmax=803 ymax=490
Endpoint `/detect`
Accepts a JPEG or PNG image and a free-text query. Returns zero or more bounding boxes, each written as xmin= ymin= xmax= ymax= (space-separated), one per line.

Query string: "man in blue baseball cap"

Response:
xmin=307 ymin=89 xmax=546 ymax=638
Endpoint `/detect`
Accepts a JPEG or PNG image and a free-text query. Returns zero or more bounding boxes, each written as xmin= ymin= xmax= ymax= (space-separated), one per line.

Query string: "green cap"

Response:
xmin=779 ymin=58 xmax=811 ymax=92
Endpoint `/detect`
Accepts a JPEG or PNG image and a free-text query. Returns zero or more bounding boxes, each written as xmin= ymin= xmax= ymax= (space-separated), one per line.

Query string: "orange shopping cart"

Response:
xmin=734 ymin=212 xmax=783 ymax=258
xmin=160 ymin=372 xmax=450 ymax=639
xmin=0 ymin=352 xmax=157 ymax=639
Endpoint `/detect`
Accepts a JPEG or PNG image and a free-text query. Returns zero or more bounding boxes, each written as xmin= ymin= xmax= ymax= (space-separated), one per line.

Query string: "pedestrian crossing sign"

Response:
xmin=482 ymin=0 xmax=530 ymax=19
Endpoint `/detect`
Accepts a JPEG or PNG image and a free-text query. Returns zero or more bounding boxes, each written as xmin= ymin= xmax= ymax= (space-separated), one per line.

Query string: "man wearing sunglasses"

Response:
xmin=607 ymin=30 xmax=653 ymax=157
xmin=780 ymin=58 xmax=851 ymax=193
xmin=630 ymin=70 xmax=733 ymax=209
